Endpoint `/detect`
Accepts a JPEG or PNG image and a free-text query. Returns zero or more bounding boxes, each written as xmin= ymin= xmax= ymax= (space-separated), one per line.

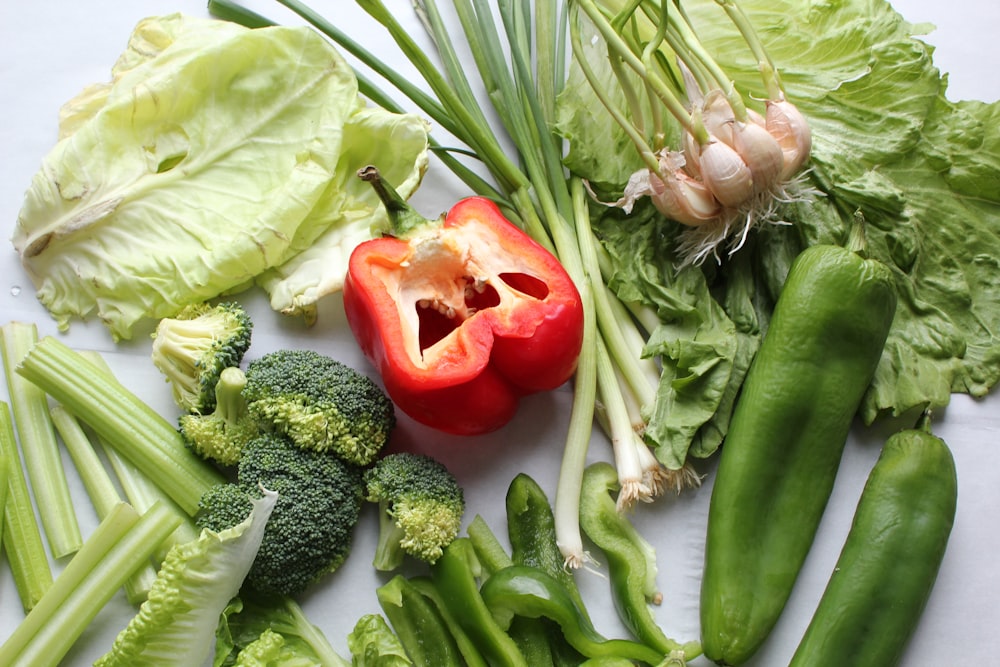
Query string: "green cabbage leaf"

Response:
xmin=12 ymin=14 xmax=428 ymax=339
xmin=563 ymin=0 xmax=1000 ymax=466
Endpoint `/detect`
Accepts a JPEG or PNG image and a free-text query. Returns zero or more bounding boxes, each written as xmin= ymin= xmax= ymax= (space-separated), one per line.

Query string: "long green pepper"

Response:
xmin=789 ymin=411 xmax=957 ymax=667
xmin=700 ymin=223 xmax=897 ymax=666
xmin=579 ymin=462 xmax=700 ymax=661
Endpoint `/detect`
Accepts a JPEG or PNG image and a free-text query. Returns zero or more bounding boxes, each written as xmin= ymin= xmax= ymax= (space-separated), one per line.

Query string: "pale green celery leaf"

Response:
xmin=95 ymin=489 xmax=278 ymax=667
xmin=12 ymin=15 xmax=364 ymax=341
xmin=256 ymin=106 xmax=431 ymax=321
xmin=347 ymin=613 xmax=413 ymax=667
xmin=216 ymin=593 xmax=349 ymax=667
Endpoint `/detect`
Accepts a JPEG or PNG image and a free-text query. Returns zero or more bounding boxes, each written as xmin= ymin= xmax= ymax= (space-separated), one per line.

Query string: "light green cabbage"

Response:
xmin=95 ymin=488 xmax=278 ymax=666
xmin=564 ymin=0 xmax=1000 ymax=466
xmin=12 ymin=14 xmax=428 ymax=340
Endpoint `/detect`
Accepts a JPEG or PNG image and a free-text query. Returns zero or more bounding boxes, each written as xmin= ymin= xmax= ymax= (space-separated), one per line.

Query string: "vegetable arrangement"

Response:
xmin=0 ymin=0 xmax=998 ymax=665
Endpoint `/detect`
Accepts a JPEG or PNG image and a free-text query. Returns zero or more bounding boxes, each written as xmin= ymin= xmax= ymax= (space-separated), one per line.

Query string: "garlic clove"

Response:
xmin=698 ymin=139 xmax=754 ymax=208
xmin=647 ymin=150 xmax=722 ymax=227
xmin=765 ymin=99 xmax=812 ymax=179
xmin=732 ymin=120 xmax=785 ymax=194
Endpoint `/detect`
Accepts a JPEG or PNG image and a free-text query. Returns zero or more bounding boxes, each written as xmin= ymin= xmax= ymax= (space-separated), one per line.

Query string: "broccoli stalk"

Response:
xmin=151 ymin=301 xmax=253 ymax=414
xmin=0 ymin=501 xmax=183 ymax=667
xmin=178 ymin=366 xmax=258 ymax=466
xmin=15 ymin=336 xmax=228 ymax=515
xmin=364 ymin=452 xmax=465 ymax=571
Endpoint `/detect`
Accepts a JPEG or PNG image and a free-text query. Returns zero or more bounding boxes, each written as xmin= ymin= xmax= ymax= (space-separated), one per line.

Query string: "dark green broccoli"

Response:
xmin=364 ymin=452 xmax=465 ymax=571
xmin=242 ymin=349 xmax=395 ymax=466
xmin=196 ymin=432 xmax=365 ymax=597
xmin=151 ymin=301 xmax=253 ymax=414
xmin=178 ymin=366 xmax=259 ymax=466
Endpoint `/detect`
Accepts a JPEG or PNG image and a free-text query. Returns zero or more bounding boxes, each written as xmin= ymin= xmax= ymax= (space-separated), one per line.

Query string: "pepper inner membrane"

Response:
xmin=416 ymin=272 xmax=550 ymax=352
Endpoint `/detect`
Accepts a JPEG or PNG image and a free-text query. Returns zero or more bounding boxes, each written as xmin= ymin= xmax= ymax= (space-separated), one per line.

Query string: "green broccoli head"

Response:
xmin=242 ymin=349 xmax=396 ymax=466
xmin=151 ymin=301 xmax=253 ymax=414
xmin=196 ymin=432 xmax=365 ymax=597
xmin=179 ymin=366 xmax=259 ymax=467
xmin=364 ymin=452 xmax=465 ymax=571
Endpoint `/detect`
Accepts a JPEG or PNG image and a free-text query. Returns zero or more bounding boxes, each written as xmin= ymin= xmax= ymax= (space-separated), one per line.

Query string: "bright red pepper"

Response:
xmin=343 ymin=167 xmax=584 ymax=436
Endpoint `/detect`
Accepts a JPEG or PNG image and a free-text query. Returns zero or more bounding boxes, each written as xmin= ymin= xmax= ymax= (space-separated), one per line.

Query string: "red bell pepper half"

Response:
xmin=343 ymin=167 xmax=584 ymax=436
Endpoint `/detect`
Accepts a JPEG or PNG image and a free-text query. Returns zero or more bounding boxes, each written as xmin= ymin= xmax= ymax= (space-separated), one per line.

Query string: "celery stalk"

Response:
xmin=0 ymin=400 xmax=53 ymax=611
xmin=50 ymin=405 xmax=158 ymax=604
xmin=15 ymin=336 xmax=227 ymax=515
xmin=0 ymin=500 xmax=182 ymax=667
xmin=79 ymin=350 xmax=201 ymax=554
xmin=0 ymin=322 xmax=82 ymax=558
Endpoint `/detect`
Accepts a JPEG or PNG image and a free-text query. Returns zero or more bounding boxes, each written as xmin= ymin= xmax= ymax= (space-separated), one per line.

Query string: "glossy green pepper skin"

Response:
xmin=700 ymin=234 xmax=897 ymax=666
xmin=579 ymin=462 xmax=701 ymax=661
xmin=789 ymin=412 xmax=957 ymax=667
xmin=431 ymin=538 xmax=528 ymax=667
xmin=505 ymin=473 xmax=589 ymax=616
xmin=504 ymin=473 xmax=588 ymax=666
xmin=479 ymin=565 xmax=666 ymax=666
xmin=376 ymin=574 xmax=469 ymax=667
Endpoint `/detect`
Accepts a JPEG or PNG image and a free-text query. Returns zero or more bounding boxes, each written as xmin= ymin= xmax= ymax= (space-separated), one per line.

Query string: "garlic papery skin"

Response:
xmin=649 ymin=166 xmax=723 ymax=227
xmin=766 ymin=98 xmax=812 ymax=179
xmin=698 ymin=139 xmax=754 ymax=208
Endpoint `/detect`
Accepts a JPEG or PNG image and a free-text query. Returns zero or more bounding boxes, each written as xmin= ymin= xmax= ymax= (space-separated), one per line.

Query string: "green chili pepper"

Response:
xmin=788 ymin=411 xmax=957 ymax=667
xmin=700 ymin=223 xmax=898 ymax=666
xmin=579 ymin=462 xmax=701 ymax=662
xmin=376 ymin=574 xmax=467 ymax=667
xmin=479 ymin=565 xmax=666 ymax=666
xmin=505 ymin=473 xmax=589 ymax=667
xmin=430 ymin=537 xmax=528 ymax=667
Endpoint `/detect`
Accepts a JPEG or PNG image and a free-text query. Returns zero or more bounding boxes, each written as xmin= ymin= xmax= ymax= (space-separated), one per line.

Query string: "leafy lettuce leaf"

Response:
xmin=96 ymin=489 xmax=277 ymax=667
xmin=11 ymin=14 xmax=428 ymax=339
xmin=565 ymin=0 xmax=1000 ymax=464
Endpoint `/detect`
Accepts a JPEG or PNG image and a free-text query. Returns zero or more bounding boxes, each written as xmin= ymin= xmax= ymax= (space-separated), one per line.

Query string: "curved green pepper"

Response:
xmin=579 ymin=462 xmax=701 ymax=661
xmin=376 ymin=574 xmax=467 ymax=667
xmin=505 ymin=473 xmax=589 ymax=616
xmin=430 ymin=537 xmax=528 ymax=667
xmin=505 ymin=473 xmax=589 ymax=667
xmin=700 ymin=226 xmax=897 ymax=666
xmin=789 ymin=412 xmax=957 ymax=667
xmin=479 ymin=565 xmax=666 ymax=666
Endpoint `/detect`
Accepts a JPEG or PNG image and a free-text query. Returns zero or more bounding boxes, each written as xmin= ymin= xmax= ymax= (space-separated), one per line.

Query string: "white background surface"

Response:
xmin=1 ymin=1 xmax=998 ymax=665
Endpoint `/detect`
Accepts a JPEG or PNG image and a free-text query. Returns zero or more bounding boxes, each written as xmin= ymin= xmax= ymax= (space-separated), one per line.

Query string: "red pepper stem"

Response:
xmin=358 ymin=165 xmax=433 ymax=238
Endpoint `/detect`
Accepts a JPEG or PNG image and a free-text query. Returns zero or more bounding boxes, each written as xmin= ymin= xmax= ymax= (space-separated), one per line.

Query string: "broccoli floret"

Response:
xmin=178 ymin=366 xmax=259 ymax=466
xmin=196 ymin=432 xmax=364 ymax=597
xmin=242 ymin=349 xmax=395 ymax=466
xmin=151 ymin=301 xmax=253 ymax=414
xmin=364 ymin=452 xmax=465 ymax=571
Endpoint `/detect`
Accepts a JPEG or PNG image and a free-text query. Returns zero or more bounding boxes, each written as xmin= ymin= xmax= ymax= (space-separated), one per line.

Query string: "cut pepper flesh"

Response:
xmin=344 ymin=196 xmax=583 ymax=435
